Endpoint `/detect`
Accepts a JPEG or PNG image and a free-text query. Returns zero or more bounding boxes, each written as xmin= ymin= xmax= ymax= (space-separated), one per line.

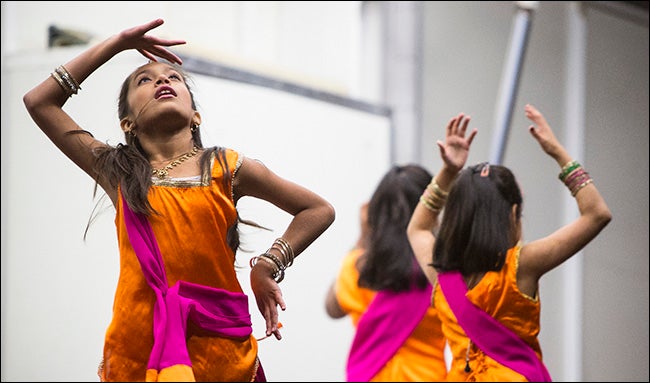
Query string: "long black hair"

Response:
xmin=358 ymin=164 xmax=432 ymax=292
xmin=433 ymin=162 xmax=522 ymax=274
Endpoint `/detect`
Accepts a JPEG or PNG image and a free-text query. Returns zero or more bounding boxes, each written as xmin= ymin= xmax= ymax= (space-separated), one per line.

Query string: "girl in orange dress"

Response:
xmin=407 ymin=105 xmax=611 ymax=381
xmin=23 ymin=19 xmax=335 ymax=382
xmin=326 ymin=166 xmax=448 ymax=382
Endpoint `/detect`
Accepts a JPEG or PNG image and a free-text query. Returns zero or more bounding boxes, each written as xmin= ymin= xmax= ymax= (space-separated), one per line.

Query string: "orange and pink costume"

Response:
xmin=334 ymin=248 xmax=448 ymax=382
xmin=98 ymin=149 xmax=262 ymax=382
xmin=435 ymin=245 xmax=550 ymax=382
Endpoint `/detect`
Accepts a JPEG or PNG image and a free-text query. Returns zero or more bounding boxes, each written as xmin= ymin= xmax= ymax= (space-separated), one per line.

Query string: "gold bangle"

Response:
xmin=420 ymin=195 xmax=442 ymax=213
xmin=427 ymin=180 xmax=449 ymax=198
xmin=57 ymin=65 xmax=81 ymax=90
xmin=50 ymin=71 xmax=73 ymax=97
xmin=272 ymin=237 xmax=295 ymax=268
xmin=260 ymin=253 xmax=286 ymax=283
xmin=55 ymin=65 xmax=81 ymax=94
xmin=425 ymin=189 xmax=446 ymax=206
xmin=250 ymin=255 xmax=282 ymax=281
xmin=571 ymin=178 xmax=593 ymax=196
xmin=559 ymin=160 xmax=580 ymax=181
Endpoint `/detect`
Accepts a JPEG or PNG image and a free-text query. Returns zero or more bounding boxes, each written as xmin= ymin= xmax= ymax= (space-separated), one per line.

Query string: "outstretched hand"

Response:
xmin=116 ymin=19 xmax=186 ymax=65
xmin=436 ymin=113 xmax=478 ymax=173
xmin=525 ymin=104 xmax=562 ymax=157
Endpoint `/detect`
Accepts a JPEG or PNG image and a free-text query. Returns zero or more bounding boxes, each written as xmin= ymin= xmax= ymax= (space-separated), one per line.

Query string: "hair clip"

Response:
xmin=480 ymin=163 xmax=490 ymax=177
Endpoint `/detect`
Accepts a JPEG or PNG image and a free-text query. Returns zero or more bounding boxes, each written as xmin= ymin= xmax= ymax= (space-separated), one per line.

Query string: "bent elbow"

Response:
xmin=325 ymin=284 xmax=346 ymax=319
xmin=598 ymin=207 xmax=613 ymax=229
xmin=23 ymin=91 xmax=37 ymax=113
xmin=23 ymin=89 xmax=49 ymax=117
xmin=406 ymin=220 xmax=420 ymax=241
xmin=323 ymin=202 xmax=336 ymax=228
xmin=589 ymin=203 xmax=612 ymax=232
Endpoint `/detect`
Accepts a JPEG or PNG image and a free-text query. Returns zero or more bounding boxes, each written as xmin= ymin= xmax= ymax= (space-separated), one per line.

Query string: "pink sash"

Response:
xmin=346 ymin=283 xmax=433 ymax=381
xmin=437 ymin=271 xmax=551 ymax=382
xmin=121 ymin=193 xmax=253 ymax=378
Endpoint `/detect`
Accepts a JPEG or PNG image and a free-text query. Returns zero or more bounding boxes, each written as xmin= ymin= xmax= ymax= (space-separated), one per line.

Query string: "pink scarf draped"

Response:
xmin=438 ymin=271 xmax=552 ymax=382
xmin=121 ymin=193 xmax=253 ymax=380
xmin=346 ymin=283 xmax=433 ymax=381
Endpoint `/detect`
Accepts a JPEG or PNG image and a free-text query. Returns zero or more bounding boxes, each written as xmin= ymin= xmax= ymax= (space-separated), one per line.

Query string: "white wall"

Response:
xmin=1 ymin=1 xmax=364 ymax=98
xmin=582 ymin=3 xmax=649 ymax=381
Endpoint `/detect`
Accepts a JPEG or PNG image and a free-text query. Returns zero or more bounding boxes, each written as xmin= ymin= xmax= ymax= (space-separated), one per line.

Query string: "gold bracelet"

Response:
xmin=57 ymin=65 xmax=81 ymax=90
xmin=559 ymin=160 xmax=580 ymax=181
xmin=250 ymin=255 xmax=282 ymax=281
xmin=571 ymin=179 xmax=593 ymax=196
xmin=420 ymin=194 xmax=442 ymax=213
xmin=427 ymin=180 xmax=449 ymax=198
xmin=260 ymin=253 xmax=286 ymax=283
xmin=50 ymin=71 xmax=74 ymax=97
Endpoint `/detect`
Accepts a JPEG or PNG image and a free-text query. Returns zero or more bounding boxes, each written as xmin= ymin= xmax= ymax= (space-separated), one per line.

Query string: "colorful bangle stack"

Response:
xmin=420 ymin=179 xmax=449 ymax=213
xmin=249 ymin=237 xmax=295 ymax=283
xmin=559 ymin=160 xmax=593 ymax=196
xmin=50 ymin=65 xmax=81 ymax=98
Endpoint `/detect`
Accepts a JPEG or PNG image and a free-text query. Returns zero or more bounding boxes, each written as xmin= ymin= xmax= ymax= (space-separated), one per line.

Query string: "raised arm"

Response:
xmin=518 ymin=104 xmax=612 ymax=282
xmin=407 ymin=114 xmax=477 ymax=285
xmin=22 ymin=19 xmax=186 ymax=203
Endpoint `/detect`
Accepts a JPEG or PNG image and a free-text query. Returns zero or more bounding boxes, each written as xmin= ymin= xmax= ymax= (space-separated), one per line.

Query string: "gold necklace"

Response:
xmin=151 ymin=146 xmax=199 ymax=179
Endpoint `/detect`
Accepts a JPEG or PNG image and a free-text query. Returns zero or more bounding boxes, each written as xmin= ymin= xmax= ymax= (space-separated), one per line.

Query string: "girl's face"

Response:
xmin=126 ymin=62 xmax=195 ymax=135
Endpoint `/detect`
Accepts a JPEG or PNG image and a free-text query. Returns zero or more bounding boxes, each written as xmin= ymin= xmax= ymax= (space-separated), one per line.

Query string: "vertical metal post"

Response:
xmin=561 ymin=2 xmax=587 ymax=380
xmin=489 ymin=1 xmax=538 ymax=165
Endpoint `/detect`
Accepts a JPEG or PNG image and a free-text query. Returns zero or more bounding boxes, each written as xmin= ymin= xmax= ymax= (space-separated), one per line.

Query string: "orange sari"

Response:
xmin=99 ymin=149 xmax=260 ymax=382
xmin=434 ymin=245 xmax=545 ymax=382
xmin=335 ymin=248 xmax=447 ymax=381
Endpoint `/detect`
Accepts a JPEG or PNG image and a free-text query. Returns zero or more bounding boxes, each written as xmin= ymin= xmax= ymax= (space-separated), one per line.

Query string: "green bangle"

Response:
xmin=559 ymin=161 xmax=580 ymax=181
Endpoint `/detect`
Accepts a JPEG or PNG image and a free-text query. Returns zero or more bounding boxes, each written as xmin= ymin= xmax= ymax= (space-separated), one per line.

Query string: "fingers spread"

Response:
xmin=466 ymin=128 xmax=478 ymax=146
xmin=459 ymin=115 xmax=471 ymax=137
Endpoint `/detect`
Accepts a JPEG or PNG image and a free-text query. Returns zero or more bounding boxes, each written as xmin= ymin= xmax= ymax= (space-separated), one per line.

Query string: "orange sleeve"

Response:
xmin=334 ymin=248 xmax=376 ymax=326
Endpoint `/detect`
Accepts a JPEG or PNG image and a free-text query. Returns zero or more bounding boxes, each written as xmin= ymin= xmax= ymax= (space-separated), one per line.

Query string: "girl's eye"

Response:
xmin=137 ymin=77 xmax=151 ymax=85
xmin=169 ymin=74 xmax=181 ymax=80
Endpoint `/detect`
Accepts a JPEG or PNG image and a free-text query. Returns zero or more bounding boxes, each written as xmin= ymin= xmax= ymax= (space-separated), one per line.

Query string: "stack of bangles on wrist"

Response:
xmin=420 ymin=179 xmax=448 ymax=213
xmin=249 ymin=237 xmax=295 ymax=283
xmin=559 ymin=160 xmax=593 ymax=196
xmin=50 ymin=65 xmax=81 ymax=98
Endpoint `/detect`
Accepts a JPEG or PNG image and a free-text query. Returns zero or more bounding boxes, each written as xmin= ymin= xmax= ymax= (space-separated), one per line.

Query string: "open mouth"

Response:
xmin=155 ymin=86 xmax=177 ymax=99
